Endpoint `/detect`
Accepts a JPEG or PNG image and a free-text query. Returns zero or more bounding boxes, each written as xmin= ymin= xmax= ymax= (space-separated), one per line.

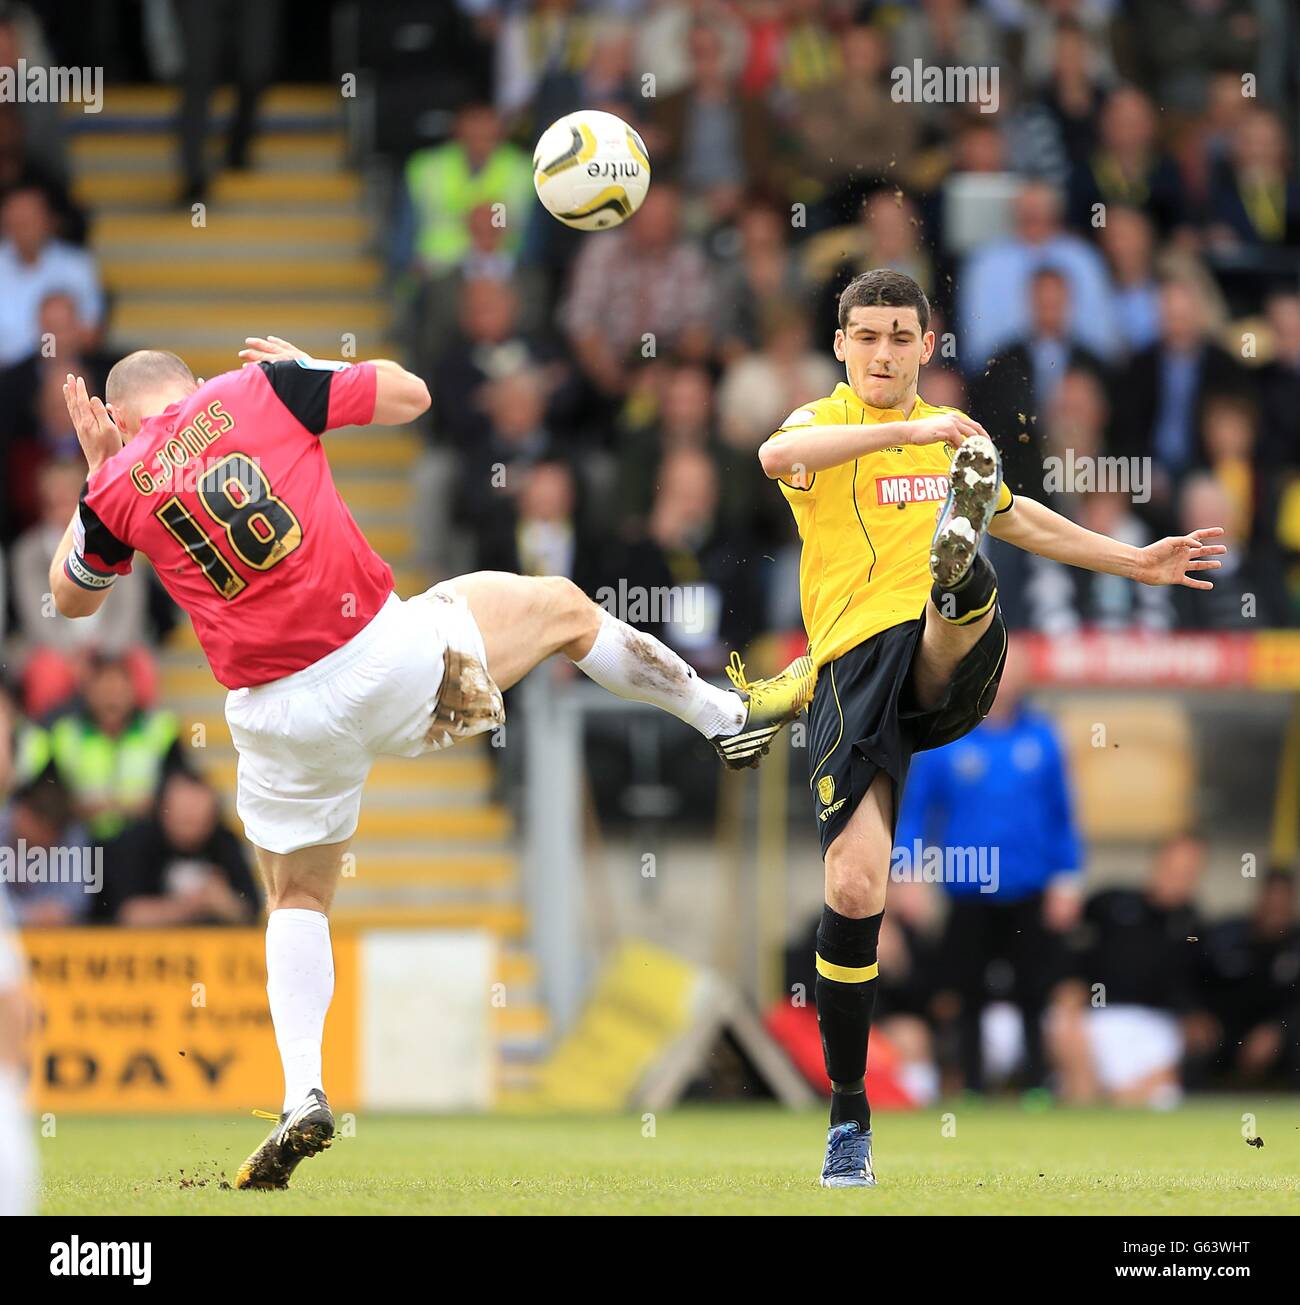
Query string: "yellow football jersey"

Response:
xmin=768 ymin=382 xmax=1013 ymax=668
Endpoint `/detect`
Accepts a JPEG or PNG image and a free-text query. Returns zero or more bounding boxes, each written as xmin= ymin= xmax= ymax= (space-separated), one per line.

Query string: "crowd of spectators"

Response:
xmin=779 ymin=653 xmax=1300 ymax=1102
xmin=404 ymin=0 xmax=1300 ymax=655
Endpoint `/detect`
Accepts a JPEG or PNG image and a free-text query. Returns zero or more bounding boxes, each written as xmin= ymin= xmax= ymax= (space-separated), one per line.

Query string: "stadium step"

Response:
xmin=113 ymin=298 xmax=386 ymax=334
xmin=91 ymin=211 xmax=371 ymax=248
xmin=72 ymin=131 xmax=348 ymax=169
xmin=68 ymin=82 xmax=343 ymax=122
xmin=74 ymin=169 xmax=362 ymax=208
xmin=100 ymin=256 xmax=384 ymax=295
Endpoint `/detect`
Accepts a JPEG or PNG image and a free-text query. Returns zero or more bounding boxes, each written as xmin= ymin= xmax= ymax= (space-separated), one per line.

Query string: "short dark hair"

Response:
xmin=838 ymin=268 xmax=931 ymax=334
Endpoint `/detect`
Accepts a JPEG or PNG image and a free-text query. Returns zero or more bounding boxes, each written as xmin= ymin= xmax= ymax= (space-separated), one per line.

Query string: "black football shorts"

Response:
xmin=805 ymin=607 xmax=1008 ymax=856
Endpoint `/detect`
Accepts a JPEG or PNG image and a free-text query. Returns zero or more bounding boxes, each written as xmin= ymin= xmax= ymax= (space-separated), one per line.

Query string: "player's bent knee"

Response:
xmin=265 ymin=886 xmax=332 ymax=916
xmin=823 ymin=838 xmax=886 ymax=917
xmin=544 ymin=575 xmax=601 ymax=655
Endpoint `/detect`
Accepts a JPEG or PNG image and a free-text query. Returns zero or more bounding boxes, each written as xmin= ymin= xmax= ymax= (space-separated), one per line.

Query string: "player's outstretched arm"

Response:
xmin=758 ymin=411 xmax=978 ymax=479
xmin=239 ymin=336 xmax=430 ymax=426
xmin=990 ymin=494 xmax=1227 ymax=588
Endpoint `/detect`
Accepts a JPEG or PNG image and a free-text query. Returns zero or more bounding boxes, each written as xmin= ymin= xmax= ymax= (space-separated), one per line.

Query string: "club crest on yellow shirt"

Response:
xmin=817 ymin=775 xmax=835 ymax=805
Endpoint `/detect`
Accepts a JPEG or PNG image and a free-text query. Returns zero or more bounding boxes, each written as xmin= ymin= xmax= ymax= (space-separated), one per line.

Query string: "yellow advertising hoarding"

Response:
xmin=21 ymin=929 xmax=358 ymax=1113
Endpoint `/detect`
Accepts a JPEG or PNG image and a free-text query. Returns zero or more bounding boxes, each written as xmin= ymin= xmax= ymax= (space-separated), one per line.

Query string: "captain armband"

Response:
xmin=65 ymin=503 xmax=119 ymax=591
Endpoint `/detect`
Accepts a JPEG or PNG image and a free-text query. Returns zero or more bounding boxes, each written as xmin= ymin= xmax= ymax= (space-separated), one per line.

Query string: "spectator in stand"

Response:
xmin=771 ymin=0 xmax=841 ymax=95
xmin=958 ymin=180 xmax=1118 ymax=371
xmin=0 ymin=186 xmax=103 ymax=369
xmin=635 ymin=0 xmax=745 ymax=105
xmin=0 ymin=105 xmax=82 ymax=246
xmin=0 ymin=292 xmax=114 ymax=546
xmin=560 ymin=182 xmax=714 ymax=399
xmin=432 ymin=278 xmax=571 ymax=452
xmin=416 ymin=199 xmax=551 ymax=373
xmin=21 ymin=653 xmax=185 ymax=844
xmin=581 ymin=26 xmax=637 ymax=118
xmin=652 ymin=21 xmax=780 ymax=227
xmin=400 ymin=104 xmax=532 ymax=280
xmin=1258 ymin=291 xmax=1300 ymax=474
xmin=475 ymin=458 xmax=604 ymax=597
xmin=1114 ymin=0 xmax=1260 ymax=115
xmin=967 ymin=266 xmax=1108 ymax=498
xmin=712 ymin=201 xmax=810 ymax=363
xmin=919 ymin=115 xmax=1016 ymax=278
xmin=1097 ymin=205 xmax=1161 ymax=357
xmin=1067 ymin=85 xmax=1186 ymax=239
xmin=420 ymin=276 xmax=575 ymax=571
xmin=895 ymin=641 xmax=1083 ymax=1094
xmin=457 ymin=365 xmax=563 ymax=569
xmin=0 ymin=11 xmax=68 ymax=185
xmin=1027 ymin=489 xmax=1174 ymax=633
xmin=9 ymin=458 xmax=154 ymax=719
xmin=102 ymin=772 xmax=257 ymax=926
xmin=716 ymin=308 xmax=839 ymax=469
xmin=1199 ymin=394 xmax=1262 ymax=548
xmin=0 ymin=290 xmax=113 ymax=447
xmin=1178 ymin=69 xmax=1257 ymax=219
xmin=1051 ymin=834 xmax=1206 ymax=1108
xmin=1027 ymin=16 xmax=1108 ymax=166
xmin=1109 ymin=274 xmax=1244 ymax=532
xmin=1258 ymin=292 xmax=1300 ymax=606
xmin=494 ymin=0 xmax=600 ymax=128
xmin=716 ymin=308 xmax=837 ymax=545
xmin=615 ymin=362 xmax=716 ymax=526
xmin=173 ymin=0 xmax=282 ymax=207
xmin=0 ymin=775 xmax=94 ymax=925
xmin=787 ymin=22 xmax=919 ymax=228
xmin=805 ymin=189 xmax=933 ymax=334
xmin=1197 ymin=869 xmax=1300 ymax=1087
xmin=892 ymin=0 xmax=1004 ymax=132
xmin=1172 ymin=473 xmax=1288 ymax=629
xmin=616 ymin=446 xmax=762 ymax=672
xmin=1205 ymin=107 xmax=1300 ymax=251
xmin=918 ymin=364 xmax=967 ymax=414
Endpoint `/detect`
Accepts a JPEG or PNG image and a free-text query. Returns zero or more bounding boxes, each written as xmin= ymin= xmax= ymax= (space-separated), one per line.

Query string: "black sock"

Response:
xmin=931 ymin=550 xmax=997 ymax=625
xmin=815 ymin=904 xmax=883 ymax=1131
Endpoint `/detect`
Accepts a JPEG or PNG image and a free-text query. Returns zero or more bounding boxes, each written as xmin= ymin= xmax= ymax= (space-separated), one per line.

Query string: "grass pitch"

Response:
xmin=38 ymin=1099 xmax=1299 ymax=1216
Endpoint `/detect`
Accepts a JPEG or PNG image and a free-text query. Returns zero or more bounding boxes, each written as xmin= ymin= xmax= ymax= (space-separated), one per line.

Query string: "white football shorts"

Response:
xmin=224 ymin=585 xmax=504 ymax=855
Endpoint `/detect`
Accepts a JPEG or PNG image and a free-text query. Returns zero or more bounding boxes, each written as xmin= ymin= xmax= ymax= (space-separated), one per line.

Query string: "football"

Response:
xmin=532 ymin=108 xmax=651 ymax=230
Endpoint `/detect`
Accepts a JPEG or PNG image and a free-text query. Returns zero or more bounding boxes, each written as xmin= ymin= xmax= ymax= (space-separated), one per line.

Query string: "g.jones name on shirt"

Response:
xmin=127 ymin=399 xmax=237 ymax=495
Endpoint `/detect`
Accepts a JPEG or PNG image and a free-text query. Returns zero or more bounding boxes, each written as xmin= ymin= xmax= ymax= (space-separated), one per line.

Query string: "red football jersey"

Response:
xmin=75 ymin=360 xmax=393 ymax=689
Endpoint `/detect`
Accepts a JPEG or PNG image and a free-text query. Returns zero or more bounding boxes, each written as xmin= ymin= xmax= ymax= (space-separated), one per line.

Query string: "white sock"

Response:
xmin=574 ymin=611 xmax=745 ymax=738
xmin=265 ymin=908 xmax=334 ymax=1113
xmin=0 ymin=1064 xmax=35 ymax=1217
